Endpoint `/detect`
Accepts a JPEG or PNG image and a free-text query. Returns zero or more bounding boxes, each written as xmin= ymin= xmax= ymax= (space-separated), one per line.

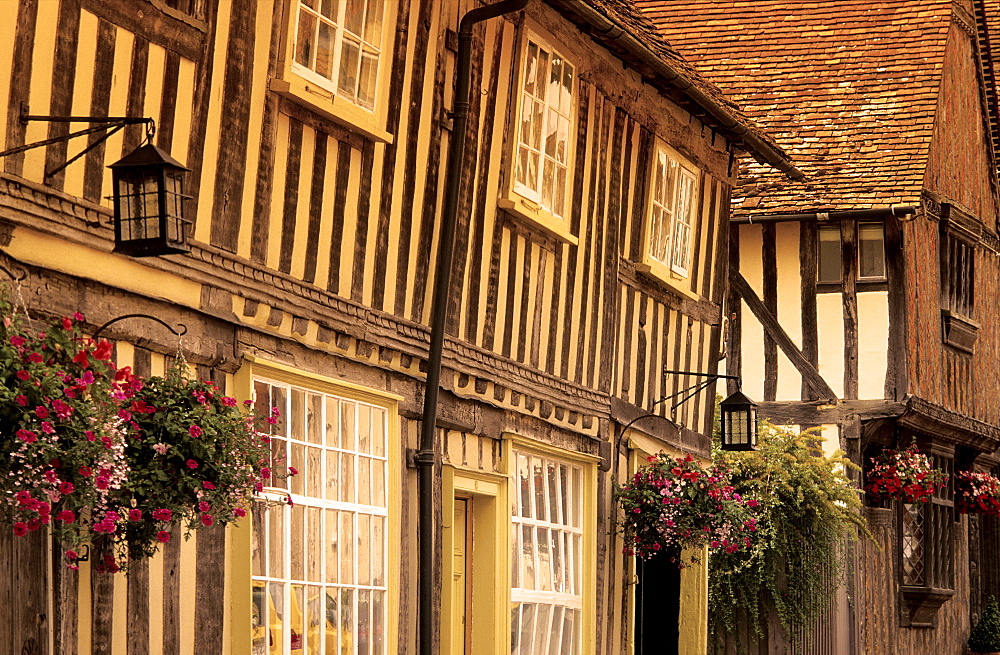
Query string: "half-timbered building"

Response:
xmin=641 ymin=1 xmax=1000 ymax=653
xmin=0 ymin=0 xmax=793 ymax=653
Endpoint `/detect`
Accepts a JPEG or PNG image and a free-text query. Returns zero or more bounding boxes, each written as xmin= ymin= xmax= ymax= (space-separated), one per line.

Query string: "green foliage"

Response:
xmin=970 ymin=596 xmax=1000 ymax=653
xmin=709 ymin=422 xmax=871 ymax=650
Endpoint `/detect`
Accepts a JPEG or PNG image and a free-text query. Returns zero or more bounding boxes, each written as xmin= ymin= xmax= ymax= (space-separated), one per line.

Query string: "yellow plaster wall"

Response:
xmin=774 ymin=222 xmax=803 ymax=400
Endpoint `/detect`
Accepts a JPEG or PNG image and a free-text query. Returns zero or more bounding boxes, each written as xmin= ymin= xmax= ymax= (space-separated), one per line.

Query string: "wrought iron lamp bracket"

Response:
xmin=0 ymin=105 xmax=155 ymax=178
xmin=91 ymin=313 xmax=187 ymax=341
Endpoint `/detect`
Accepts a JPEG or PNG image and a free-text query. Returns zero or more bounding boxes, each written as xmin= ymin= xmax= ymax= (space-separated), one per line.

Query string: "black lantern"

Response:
xmin=719 ymin=390 xmax=758 ymax=451
xmin=109 ymin=143 xmax=191 ymax=256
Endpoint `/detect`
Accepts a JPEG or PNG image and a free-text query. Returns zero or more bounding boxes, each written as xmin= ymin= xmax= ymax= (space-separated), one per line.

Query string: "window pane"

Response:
xmin=524 ymin=42 xmax=538 ymax=97
xmin=371 ymin=515 xmax=385 ymax=585
xmin=321 ymin=0 xmax=338 ymax=19
xmin=327 ymin=588 xmax=341 ymax=653
xmin=340 ymin=400 xmax=356 ymax=449
xmin=818 ymin=225 xmax=842 ymax=283
xmin=296 ymin=10 xmax=316 ymax=68
xmin=858 ymin=222 xmax=886 ymax=278
xmin=290 ymin=585 xmax=305 ymax=652
xmin=363 ymin=0 xmax=384 ymax=43
xmin=316 ymin=21 xmax=335 ymax=80
xmin=326 ymin=508 xmax=339 ymax=583
xmin=306 ymin=585 xmax=323 ymax=655
xmin=339 ymin=37 xmax=361 ymax=100
xmin=291 ymin=504 xmax=305 ymax=580
xmin=358 ymin=588 xmax=371 ymax=655
xmin=269 ymin=506 xmax=285 ymax=578
xmin=290 ymin=443 xmax=305 ymax=496
xmin=340 ymin=511 xmax=354 ymax=583
xmin=358 ymin=513 xmax=371 ymax=585
xmin=306 ymin=446 xmax=322 ymax=497
xmin=344 ymin=0 xmax=365 ymax=34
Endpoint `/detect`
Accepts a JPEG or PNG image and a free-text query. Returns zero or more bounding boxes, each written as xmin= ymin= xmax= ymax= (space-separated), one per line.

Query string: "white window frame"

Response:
xmin=510 ymin=448 xmax=585 ymax=654
xmin=290 ymin=0 xmax=385 ymax=112
xmin=646 ymin=142 xmax=699 ymax=279
xmin=511 ymin=31 xmax=576 ymax=222
xmin=251 ymin=377 xmax=390 ymax=655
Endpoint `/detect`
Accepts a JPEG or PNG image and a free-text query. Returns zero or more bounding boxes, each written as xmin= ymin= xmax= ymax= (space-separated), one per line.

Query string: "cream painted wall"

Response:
xmin=739 ymin=226 xmax=766 ymax=401
xmin=775 ymin=223 xmax=803 ymax=400
xmin=817 ymin=293 xmax=846 ymax=399
xmin=857 ymin=291 xmax=889 ymax=400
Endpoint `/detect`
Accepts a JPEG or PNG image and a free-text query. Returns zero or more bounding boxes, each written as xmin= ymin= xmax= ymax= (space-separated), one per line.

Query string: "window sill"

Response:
xmin=498 ymin=197 xmax=578 ymax=246
xmin=634 ymin=259 xmax=698 ymax=301
xmin=270 ymin=77 xmax=394 ymax=144
xmin=899 ymin=586 xmax=953 ymax=627
xmin=941 ymin=310 xmax=978 ymax=354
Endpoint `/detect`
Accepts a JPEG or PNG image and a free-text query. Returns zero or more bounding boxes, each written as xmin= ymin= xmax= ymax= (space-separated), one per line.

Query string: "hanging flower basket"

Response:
xmin=864 ymin=445 xmax=948 ymax=504
xmin=0 ymin=295 xmax=288 ymax=572
xmin=955 ymin=471 xmax=1000 ymax=516
xmin=614 ymin=453 xmax=761 ymax=564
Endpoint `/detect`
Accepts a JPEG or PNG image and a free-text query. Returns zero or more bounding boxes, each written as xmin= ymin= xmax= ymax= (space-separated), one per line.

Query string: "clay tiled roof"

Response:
xmin=546 ymin=0 xmax=798 ymax=175
xmin=636 ymin=0 xmax=957 ymax=214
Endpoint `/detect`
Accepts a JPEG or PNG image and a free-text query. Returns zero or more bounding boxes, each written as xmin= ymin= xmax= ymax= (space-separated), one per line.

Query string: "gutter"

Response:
xmin=417 ymin=1 xmax=529 ymax=654
xmin=730 ymin=205 xmax=919 ymax=225
xmin=557 ymin=0 xmax=805 ymax=180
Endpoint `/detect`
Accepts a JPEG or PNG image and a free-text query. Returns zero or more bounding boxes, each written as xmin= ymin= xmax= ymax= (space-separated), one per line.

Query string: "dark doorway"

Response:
xmin=634 ymin=550 xmax=681 ymax=655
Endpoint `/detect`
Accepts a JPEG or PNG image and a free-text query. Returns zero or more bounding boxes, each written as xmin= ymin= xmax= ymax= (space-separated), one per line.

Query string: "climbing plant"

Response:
xmin=708 ymin=422 xmax=871 ymax=650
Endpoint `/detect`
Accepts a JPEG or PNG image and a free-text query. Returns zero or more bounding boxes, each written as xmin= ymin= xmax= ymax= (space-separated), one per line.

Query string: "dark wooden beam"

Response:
xmin=730 ymin=270 xmax=838 ymax=400
xmin=757 ymin=399 xmax=906 ymax=425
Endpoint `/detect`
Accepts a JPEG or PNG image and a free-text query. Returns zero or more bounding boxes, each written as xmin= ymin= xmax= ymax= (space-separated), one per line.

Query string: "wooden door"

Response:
xmin=452 ymin=498 xmax=473 ymax=655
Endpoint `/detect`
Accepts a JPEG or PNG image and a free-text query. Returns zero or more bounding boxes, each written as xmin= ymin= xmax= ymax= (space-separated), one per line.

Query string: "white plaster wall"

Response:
xmin=856 ymin=291 xmax=889 ymax=400
xmin=817 ymin=293 xmax=846 ymax=399
xmin=775 ymin=223 xmax=803 ymax=401
xmin=739 ymin=225 xmax=765 ymax=401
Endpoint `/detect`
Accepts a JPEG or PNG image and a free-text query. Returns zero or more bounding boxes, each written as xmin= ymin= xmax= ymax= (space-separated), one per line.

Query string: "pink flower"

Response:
xmin=221 ymin=396 xmax=238 ymax=407
xmin=65 ymin=549 xmax=79 ymax=560
xmin=12 ymin=522 xmax=27 ymax=536
xmin=156 ymin=531 xmax=171 ymax=543
xmin=198 ymin=501 xmax=210 ymax=512
xmin=288 ymin=466 xmax=299 ymax=476
xmin=14 ymin=395 xmax=26 ymax=406
xmin=84 ymin=431 xmax=96 ymax=442
xmin=233 ymin=508 xmax=247 ymax=518
xmin=16 ymin=429 xmax=37 ymax=444
xmin=58 ymin=481 xmax=74 ymax=495
xmin=117 ymin=409 xmax=132 ymax=421
xmin=260 ymin=467 xmax=271 ymax=479
xmin=51 ymin=399 xmax=72 ymax=419
xmin=188 ymin=425 xmax=203 ymax=438
xmin=73 ymin=312 xmax=85 ymax=322
xmin=200 ymin=514 xmax=214 ymax=527
xmin=152 ymin=443 xmax=169 ymax=455
xmin=152 ymin=509 xmax=173 ymax=522
xmin=95 ymin=476 xmax=110 ymax=490
xmin=40 ymin=422 xmax=54 ymax=434
xmin=100 ymin=436 xmax=112 ymax=449
xmin=202 ymin=481 xmax=215 ymax=490
xmin=186 ymin=459 xmax=199 ymax=469
xmin=57 ymin=510 xmax=76 ymax=523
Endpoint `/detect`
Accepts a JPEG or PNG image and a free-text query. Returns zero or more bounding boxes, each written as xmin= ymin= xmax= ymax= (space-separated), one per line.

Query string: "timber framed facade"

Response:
xmin=644 ymin=1 xmax=1000 ymax=653
xmin=0 ymin=0 xmax=792 ymax=653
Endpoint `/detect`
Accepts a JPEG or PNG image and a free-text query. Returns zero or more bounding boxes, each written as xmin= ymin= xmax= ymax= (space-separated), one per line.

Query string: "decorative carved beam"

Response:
xmin=729 ymin=270 xmax=838 ymax=401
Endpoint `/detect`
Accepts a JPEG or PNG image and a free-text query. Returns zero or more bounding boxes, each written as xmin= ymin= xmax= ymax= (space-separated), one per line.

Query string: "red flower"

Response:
xmin=40 ymin=422 xmax=54 ymax=434
xmin=34 ymin=406 xmax=49 ymax=419
xmin=16 ymin=429 xmax=37 ymax=444
xmin=57 ymin=510 xmax=76 ymax=524
xmin=202 ymin=481 xmax=216 ymax=490
xmin=186 ymin=459 xmax=199 ymax=469
xmin=156 ymin=531 xmax=171 ymax=543
xmin=198 ymin=501 xmax=210 ymax=512
xmin=9 ymin=335 xmax=24 ymax=347
xmin=73 ymin=312 xmax=85 ymax=322
xmin=129 ymin=509 xmax=143 ymax=522
xmin=200 ymin=514 xmax=214 ymax=527
xmin=78 ymin=466 xmax=92 ymax=477
xmin=288 ymin=466 xmax=299 ymax=476
xmin=58 ymin=481 xmax=74 ymax=495
xmin=12 ymin=522 xmax=27 ymax=536
xmin=14 ymin=395 xmax=26 ymax=406
xmin=152 ymin=509 xmax=173 ymax=522
xmin=234 ymin=508 xmax=247 ymax=518
xmin=15 ymin=370 xmax=29 ymax=381
xmin=72 ymin=350 xmax=89 ymax=367
xmin=28 ymin=352 xmax=43 ymax=363
xmin=188 ymin=425 xmax=203 ymax=438
xmin=61 ymin=318 xmax=73 ymax=330
xmin=93 ymin=340 xmax=113 ymax=360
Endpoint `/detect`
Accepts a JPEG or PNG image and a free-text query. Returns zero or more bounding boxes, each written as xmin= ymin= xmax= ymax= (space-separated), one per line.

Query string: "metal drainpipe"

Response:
xmin=417 ymin=1 xmax=529 ymax=654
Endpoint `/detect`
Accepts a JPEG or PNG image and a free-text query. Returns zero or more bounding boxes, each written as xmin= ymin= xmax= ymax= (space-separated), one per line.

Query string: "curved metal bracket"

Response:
xmin=91 ymin=313 xmax=187 ymax=340
xmin=0 ymin=262 xmax=27 ymax=282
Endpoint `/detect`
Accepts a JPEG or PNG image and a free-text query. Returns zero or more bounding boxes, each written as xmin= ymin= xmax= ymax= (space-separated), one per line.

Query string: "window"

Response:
xmin=898 ymin=453 xmax=955 ymax=627
xmin=292 ymin=0 xmax=384 ymax=111
xmin=816 ymin=222 xmax=886 ymax=285
xmin=512 ymin=34 xmax=575 ymax=221
xmin=510 ymin=449 xmax=584 ymax=654
xmin=647 ymin=145 xmax=698 ymax=278
xmin=941 ymin=231 xmax=974 ymax=319
xmin=251 ymin=378 xmax=389 ymax=655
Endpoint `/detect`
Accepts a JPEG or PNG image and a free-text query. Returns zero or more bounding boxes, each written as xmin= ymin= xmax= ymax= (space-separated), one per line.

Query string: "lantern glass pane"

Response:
xmin=164 ymin=170 xmax=186 ymax=244
xmin=118 ymin=172 xmax=160 ymax=241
